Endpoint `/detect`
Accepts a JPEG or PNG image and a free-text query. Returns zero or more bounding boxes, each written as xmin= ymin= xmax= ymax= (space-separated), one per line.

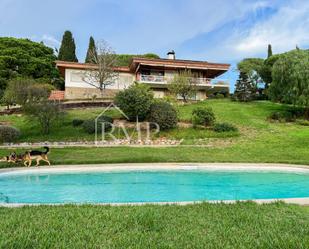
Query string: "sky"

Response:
xmin=0 ymin=0 xmax=309 ymax=91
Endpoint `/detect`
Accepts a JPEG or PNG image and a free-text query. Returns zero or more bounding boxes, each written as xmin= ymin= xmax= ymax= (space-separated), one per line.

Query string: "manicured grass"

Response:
xmin=0 ymin=99 xmax=308 ymax=166
xmin=0 ymin=99 xmax=284 ymax=143
xmin=0 ymin=202 xmax=308 ymax=248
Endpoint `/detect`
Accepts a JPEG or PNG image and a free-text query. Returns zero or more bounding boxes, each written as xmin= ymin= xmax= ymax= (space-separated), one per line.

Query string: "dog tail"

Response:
xmin=43 ymin=146 xmax=50 ymax=154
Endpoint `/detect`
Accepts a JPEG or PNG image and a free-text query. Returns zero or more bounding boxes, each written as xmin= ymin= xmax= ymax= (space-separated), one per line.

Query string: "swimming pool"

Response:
xmin=0 ymin=165 xmax=309 ymax=204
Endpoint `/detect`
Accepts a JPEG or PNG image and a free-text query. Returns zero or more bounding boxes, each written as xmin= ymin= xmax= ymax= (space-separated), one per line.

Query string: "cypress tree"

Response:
xmin=85 ymin=36 xmax=97 ymax=63
xmin=267 ymin=44 xmax=272 ymax=58
xmin=58 ymin=30 xmax=78 ymax=62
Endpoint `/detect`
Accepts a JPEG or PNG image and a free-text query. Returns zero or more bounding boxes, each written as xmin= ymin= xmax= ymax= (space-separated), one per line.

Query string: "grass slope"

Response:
xmin=0 ymin=100 xmax=308 ymax=166
xmin=0 ymin=202 xmax=308 ymax=249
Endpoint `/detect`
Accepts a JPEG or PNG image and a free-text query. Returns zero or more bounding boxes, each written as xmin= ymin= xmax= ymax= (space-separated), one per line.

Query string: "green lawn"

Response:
xmin=1 ymin=100 xmax=309 ymax=248
xmin=0 ymin=202 xmax=308 ymax=249
xmin=0 ymin=99 xmax=308 ymax=166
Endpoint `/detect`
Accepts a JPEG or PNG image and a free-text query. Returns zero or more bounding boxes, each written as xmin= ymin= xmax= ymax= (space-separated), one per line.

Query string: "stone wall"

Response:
xmin=65 ymin=87 xmax=119 ymax=100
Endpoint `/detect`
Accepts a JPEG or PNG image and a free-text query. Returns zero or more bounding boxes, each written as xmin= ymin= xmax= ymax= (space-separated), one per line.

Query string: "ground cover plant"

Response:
xmin=0 ymin=202 xmax=308 ymax=249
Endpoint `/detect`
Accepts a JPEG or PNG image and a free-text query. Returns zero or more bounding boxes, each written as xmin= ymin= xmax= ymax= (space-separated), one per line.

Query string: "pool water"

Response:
xmin=0 ymin=170 xmax=309 ymax=204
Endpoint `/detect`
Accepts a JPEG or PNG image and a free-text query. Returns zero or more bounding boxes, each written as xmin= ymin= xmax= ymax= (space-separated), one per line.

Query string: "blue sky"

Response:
xmin=0 ymin=0 xmax=308 ymax=91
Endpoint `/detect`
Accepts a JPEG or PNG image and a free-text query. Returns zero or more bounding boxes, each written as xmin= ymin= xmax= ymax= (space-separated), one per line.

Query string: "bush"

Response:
xmin=296 ymin=119 xmax=309 ymax=126
xmin=23 ymin=100 xmax=65 ymax=134
xmin=2 ymin=78 xmax=53 ymax=108
xmin=215 ymin=93 xmax=225 ymax=99
xmin=192 ymin=107 xmax=215 ymax=127
xmin=0 ymin=125 xmax=20 ymax=143
xmin=268 ymin=111 xmax=296 ymax=122
xmin=72 ymin=119 xmax=84 ymax=127
xmin=82 ymin=116 xmax=113 ymax=134
xmin=148 ymin=102 xmax=178 ymax=130
xmin=114 ymin=83 xmax=154 ymax=121
xmin=213 ymin=123 xmax=238 ymax=132
xmin=98 ymin=115 xmax=113 ymax=124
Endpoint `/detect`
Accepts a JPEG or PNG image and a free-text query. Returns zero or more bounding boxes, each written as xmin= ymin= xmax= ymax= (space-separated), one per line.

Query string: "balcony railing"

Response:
xmin=139 ymin=74 xmax=229 ymax=86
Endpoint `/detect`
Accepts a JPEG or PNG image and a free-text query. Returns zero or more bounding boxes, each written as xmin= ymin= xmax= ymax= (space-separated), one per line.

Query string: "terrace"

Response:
xmin=138 ymin=74 xmax=229 ymax=87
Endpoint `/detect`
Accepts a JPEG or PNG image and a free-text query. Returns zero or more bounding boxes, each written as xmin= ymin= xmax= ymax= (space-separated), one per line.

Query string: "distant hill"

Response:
xmin=115 ymin=53 xmax=160 ymax=66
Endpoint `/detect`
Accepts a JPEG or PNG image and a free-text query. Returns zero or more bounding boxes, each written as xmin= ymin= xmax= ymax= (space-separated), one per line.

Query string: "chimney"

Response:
xmin=167 ymin=50 xmax=176 ymax=60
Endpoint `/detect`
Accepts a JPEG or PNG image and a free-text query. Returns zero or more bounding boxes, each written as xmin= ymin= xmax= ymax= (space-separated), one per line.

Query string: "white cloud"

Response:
xmin=234 ymin=1 xmax=309 ymax=55
xmin=41 ymin=35 xmax=61 ymax=48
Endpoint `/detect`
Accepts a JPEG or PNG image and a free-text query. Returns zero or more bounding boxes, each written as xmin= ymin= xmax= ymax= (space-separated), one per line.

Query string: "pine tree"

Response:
xmin=85 ymin=36 xmax=97 ymax=63
xmin=58 ymin=30 xmax=78 ymax=62
xmin=234 ymin=72 xmax=256 ymax=102
xmin=267 ymin=44 xmax=272 ymax=58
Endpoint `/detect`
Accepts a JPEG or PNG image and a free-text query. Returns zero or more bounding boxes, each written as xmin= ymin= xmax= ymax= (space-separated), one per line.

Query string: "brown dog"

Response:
xmin=0 ymin=152 xmax=30 ymax=167
xmin=0 ymin=147 xmax=51 ymax=167
xmin=25 ymin=147 xmax=51 ymax=167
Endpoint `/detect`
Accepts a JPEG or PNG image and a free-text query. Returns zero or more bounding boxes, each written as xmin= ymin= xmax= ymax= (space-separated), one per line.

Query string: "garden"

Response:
xmin=0 ymin=36 xmax=309 ymax=249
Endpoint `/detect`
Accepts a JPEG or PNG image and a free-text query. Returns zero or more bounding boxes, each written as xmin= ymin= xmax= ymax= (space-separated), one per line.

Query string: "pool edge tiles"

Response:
xmin=1 ymin=163 xmax=309 ymax=206
xmin=1 ymin=163 xmax=309 ymax=176
xmin=1 ymin=198 xmax=309 ymax=207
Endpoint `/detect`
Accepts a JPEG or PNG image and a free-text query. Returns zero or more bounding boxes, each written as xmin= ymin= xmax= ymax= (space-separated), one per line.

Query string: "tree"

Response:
xmin=167 ymin=70 xmax=197 ymax=102
xmin=115 ymin=53 xmax=160 ymax=66
xmin=237 ymin=58 xmax=264 ymax=87
xmin=2 ymin=78 xmax=53 ymax=109
xmin=0 ymin=37 xmax=62 ymax=98
xmin=114 ymin=83 xmax=154 ymax=121
xmin=23 ymin=100 xmax=65 ymax=134
xmin=58 ymin=31 xmax=78 ymax=62
xmin=269 ymin=49 xmax=309 ymax=118
xmin=82 ymin=40 xmax=119 ymax=97
xmin=259 ymin=54 xmax=280 ymax=89
xmin=85 ymin=36 xmax=97 ymax=63
xmin=234 ymin=72 xmax=256 ymax=102
xmin=267 ymin=44 xmax=273 ymax=58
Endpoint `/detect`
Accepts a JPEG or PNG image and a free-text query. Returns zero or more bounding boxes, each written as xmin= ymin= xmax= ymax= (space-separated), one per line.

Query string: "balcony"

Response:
xmin=139 ymin=74 xmax=229 ymax=87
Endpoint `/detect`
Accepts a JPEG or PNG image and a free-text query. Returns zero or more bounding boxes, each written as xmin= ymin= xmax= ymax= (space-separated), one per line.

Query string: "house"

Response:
xmin=56 ymin=51 xmax=230 ymax=100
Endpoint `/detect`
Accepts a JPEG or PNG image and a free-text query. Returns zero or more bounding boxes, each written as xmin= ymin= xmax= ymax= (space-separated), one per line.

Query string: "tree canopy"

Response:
xmin=85 ymin=36 xmax=96 ymax=63
xmin=167 ymin=70 xmax=197 ymax=102
xmin=58 ymin=30 xmax=78 ymax=62
xmin=269 ymin=49 xmax=309 ymax=112
xmin=234 ymin=72 xmax=256 ymax=102
xmin=115 ymin=53 xmax=160 ymax=66
xmin=267 ymin=44 xmax=273 ymax=58
xmin=0 ymin=37 xmax=62 ymax=98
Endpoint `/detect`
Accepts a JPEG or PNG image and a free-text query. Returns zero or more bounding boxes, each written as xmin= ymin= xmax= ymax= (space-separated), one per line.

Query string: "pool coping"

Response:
xmin=1 ymin=163 xmax=309 ymax=207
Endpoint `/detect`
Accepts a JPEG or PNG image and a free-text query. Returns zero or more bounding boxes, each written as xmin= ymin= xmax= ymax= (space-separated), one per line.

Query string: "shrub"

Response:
xmin=268 ymin=112 xmax=282 ymax=121
xmin=148 ymin=102 xmax=178 ymax=130
xmin=192 ymin=107 xmax=215 ymax=127
xmin=2 ymin=78 xmax=53 ymax=108
xmin=296 ymin=119 xmax=309 ymax=126
xmin=23 ymin=100 xmax=65 ymax=134
xmin=213 ymin=123 xmax=238 ymax=132
xmin=82 ymin=116 xmax=113 ymax=134
xmin=0 ymin=125 xmax=21 ymax=143
xmin=98 ymin=115 xmax=113 ymax=124
xmin=114 ymin=83 xmax=154 ymax=121
xmin=72 ymin=119 xmax=84 ymax=127
xmin=268 ymin=111 xmax=296 ymax=122
xmin=215 ymin=93 xmax=225 ymax=99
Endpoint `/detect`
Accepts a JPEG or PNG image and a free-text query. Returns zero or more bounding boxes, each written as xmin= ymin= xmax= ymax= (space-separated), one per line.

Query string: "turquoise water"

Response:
xmin=0 ymin=170 xmax=309 ymax=204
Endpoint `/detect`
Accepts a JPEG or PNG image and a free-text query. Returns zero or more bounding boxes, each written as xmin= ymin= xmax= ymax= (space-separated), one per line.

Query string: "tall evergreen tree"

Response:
xmin=85 ymin=36 xmax=97 ymax=63
xmin=234 ymin=72 xmax=256 ymax=102
xmin=58 ymin=30 xmax=78 ymax=62
xmin=267 ymin=44 xmax=273 ymax=58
